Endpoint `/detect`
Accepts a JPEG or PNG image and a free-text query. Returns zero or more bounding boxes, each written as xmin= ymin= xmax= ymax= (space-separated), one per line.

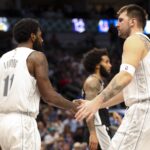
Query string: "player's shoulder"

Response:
xmin=1 ymin=50 xmax=14 ymax=58
xmin=27 ymin=51 xmax=47 ymax=67
xmin=125 ymin=33 xmax=145 ymax=44
xmin=124 ymin=33 xmax=145 ymax=50
xmin=30 ymin=50 xmax=45 ymax=57
xmin=29 ymin=51 xmax=46 ymax=61
xmin=85 ymin=75 xmax=98 ymax=83
xmin=84 ymin=75 xmax=99 ymax=88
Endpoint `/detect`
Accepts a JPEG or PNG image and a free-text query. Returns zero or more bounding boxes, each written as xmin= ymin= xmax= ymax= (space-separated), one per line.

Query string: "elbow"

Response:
xmin=41 ymin=96 xmax=50 ymax=104
xmin=125 ymin=72 xmax=133 ymax=84
xmin=120 ymin=71 xmax=133 ymax=86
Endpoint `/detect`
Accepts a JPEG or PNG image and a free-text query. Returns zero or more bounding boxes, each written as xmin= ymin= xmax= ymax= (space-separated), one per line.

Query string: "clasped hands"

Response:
xmin=73 ymin=98 xmax=102 ymax=122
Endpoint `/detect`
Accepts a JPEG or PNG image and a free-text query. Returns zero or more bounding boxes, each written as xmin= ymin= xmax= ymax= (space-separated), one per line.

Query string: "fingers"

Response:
xmin=73 ymin=99 xmax=85 ymax=105
xmin=75 ymin=100 xmax=94 ymax=121
xmin=71 ymin=99 xmax=83 ymax=114
xmin=89 ymin=134 xmax=99 ymax=150
xmin=86 ymin=113 xmax=94 ymax=122
xmin=73 ymin=100 xmax=85 ymax=109
xmin=89 ymin=142 xmax=98 ymax=150
xmin=75 ymin=105 xmax=87 ymax=121
xmin=75 ymin=107 xmax=93 ymax=122
xmin=113 ymin=112 xmax=122 ymax=124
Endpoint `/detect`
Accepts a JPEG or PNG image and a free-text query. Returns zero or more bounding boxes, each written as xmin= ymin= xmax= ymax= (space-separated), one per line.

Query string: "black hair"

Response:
xmin=83 ymin=48 xmax=108 ymax=73
xmin=13 ymin=18 xmax=40 ymax=43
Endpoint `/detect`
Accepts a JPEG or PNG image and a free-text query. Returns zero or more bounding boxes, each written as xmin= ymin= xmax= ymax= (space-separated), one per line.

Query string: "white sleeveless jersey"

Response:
xmin=0 ymin=47 xmax=40 ymax=118
xmin=122 ymin=33 xmax=150 ymax=106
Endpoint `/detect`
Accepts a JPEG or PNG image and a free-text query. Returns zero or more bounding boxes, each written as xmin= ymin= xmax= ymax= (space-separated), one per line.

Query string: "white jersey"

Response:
xmin=0 ymin=47 xmax=40 ymax=118
xmin=122 ymin=33 xmax=150 ymax=106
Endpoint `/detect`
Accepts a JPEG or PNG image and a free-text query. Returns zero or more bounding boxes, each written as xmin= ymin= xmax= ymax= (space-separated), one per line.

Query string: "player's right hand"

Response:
xmin=89 ymin=132 xmax=99 ymax=150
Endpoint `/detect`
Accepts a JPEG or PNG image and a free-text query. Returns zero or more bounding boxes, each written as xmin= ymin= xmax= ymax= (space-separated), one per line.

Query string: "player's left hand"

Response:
xmin=89 ymin=132 xmax=99 ymax=150
xmin=75 ymin=98 xmax=102 ymax=122
xmin=73 ymin=99 xmax=84 ymax=105
xmin=69 ymin=99 xmax=83 ymax=115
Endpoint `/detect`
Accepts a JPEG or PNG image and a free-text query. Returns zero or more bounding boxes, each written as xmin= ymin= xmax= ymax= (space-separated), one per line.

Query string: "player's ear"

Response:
xmin=96 ymin=64 xmax=100 ymax=69
xmin=31 ymin=33 xmax=36 ymax=42
xmin=129 ymin=18 xmax=136 ymax=27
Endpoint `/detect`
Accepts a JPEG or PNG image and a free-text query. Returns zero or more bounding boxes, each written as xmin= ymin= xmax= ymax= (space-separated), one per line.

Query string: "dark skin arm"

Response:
xmin=27 ymin=51 xmax=77 ymax=112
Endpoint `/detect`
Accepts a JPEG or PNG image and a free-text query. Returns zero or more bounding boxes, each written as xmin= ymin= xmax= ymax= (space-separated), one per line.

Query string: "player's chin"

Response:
xmin=119 ymin=33 xmax=126 ymax=39
xmin=107 ymin=70 xmax=111 ymax=74
xmin=118 ymin=31 xmax=124 ymax=38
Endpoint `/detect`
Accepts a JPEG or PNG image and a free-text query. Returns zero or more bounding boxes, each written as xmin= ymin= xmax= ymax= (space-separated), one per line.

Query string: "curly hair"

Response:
xmin=82 ymin=48 xmax=108 ymax=73
xmin=13 ymin=18 xmax=40 ymax=43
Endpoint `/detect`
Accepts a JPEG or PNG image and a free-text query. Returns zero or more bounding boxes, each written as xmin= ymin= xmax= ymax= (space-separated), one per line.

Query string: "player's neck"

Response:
xmin=130 ymin=28 xmax=143 ymax=36
xmin=92 ymin=73 xmax=102 ymax=81
xmin=17 ymin=42 xmax=32 ymax=49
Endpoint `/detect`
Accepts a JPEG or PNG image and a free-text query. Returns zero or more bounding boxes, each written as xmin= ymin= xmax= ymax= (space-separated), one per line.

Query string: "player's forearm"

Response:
xmin=98 ymin=72 xmax=132 ymax=103
xmin=86 ymin=117 xmax=96 ymax=134
xmin=100 ymin=92 xmax=124 ymax=108
xmin=43 ymin=90 xmax=75 ymax=110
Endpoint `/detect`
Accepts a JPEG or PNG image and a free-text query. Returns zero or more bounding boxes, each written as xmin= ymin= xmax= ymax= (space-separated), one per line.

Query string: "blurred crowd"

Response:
xmin=0 ymin=1 xmax=147 ymax=19
xmin=0 ymin=2 xmax=116 ymax=19
xmin=37 ymin=105 xmax=87 ymax=150
xmin=42 ymin=24 xmax=122 ymax=100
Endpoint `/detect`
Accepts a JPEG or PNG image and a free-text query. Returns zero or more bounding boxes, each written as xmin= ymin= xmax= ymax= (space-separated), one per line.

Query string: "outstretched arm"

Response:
xmin=75 ymin=35 xmax=145 ymax=121
xmin=28 ymin=51 xmax=77 ymax=112
xmin=100 ymin=92 xmax=124 ymax=109
xmin=99 ymin=35 xmax=144 ymax=103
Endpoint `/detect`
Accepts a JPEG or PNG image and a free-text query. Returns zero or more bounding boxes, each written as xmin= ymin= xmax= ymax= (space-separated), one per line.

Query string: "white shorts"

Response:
xmin=95 ymin=125 xmax=111 ymax=150
xmin=0 ymin=113 xmax=41 ymax=150
xmin=94 ymin=111 xmax=111 ymax=150
xmin=108 ymin=101 xmax=150 ymax=150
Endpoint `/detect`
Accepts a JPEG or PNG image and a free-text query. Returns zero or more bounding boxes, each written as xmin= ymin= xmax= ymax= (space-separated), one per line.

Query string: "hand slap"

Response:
xmin=75 ymin=98 xmax=102 ymax=122
xmin=73 ymin=99 xmax=85 ymax=106
xmin=75 ymin=100 xmax=94 ymax=122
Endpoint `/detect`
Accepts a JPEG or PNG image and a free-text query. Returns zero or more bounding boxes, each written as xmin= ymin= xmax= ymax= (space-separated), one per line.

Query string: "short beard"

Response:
xmin=99 ymin=65 xmax=110 ymax=78
xmin=33 ymin=39 xmax=43 ymax=51
xmin=119 ymin=28 xmax=131 ymax=39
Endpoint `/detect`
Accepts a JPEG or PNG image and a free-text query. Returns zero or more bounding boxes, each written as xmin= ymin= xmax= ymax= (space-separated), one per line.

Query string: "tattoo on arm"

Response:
xmin=139 ymin=35 xmax=150 ymax=50
xmin=100 ymin=76 xmax=125 ymax=102
xmin=85 ymin=80 xmax=101 ymax=100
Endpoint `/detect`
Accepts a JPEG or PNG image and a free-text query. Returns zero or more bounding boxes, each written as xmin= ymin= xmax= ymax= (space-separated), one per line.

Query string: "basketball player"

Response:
xmin=82 ymin=48 xmax=121 ymax=150
xmin=0 ymin=18 xmax=78 ymax=150
xmin=82 ymin=48 xmax=111 ymax=150
xmin=75 ymin=4 xmax=150 ymax=149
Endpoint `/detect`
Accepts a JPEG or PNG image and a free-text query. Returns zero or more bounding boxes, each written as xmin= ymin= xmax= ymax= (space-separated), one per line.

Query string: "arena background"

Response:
xmin=0 ymin=0 xmax=149 ymax=150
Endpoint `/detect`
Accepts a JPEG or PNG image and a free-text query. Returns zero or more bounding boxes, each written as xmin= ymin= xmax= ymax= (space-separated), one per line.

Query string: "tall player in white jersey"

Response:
xmin=75 ymin=4 xmax=150 ymax=149
xmin=0 ymin=18 xmax=78 ymax=150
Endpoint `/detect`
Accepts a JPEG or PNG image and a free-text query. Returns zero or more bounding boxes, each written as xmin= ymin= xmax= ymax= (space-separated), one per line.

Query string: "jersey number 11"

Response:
xmin=3 ymin=74 xmax=14 ymax=96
